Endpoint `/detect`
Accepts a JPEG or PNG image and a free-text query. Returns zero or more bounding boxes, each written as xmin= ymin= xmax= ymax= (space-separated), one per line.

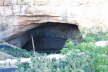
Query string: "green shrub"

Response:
xmin=61 ymin=33 xmax=108 ymax=72
xmin=16 ymin=50 xmax=94 ymax=72
xmin=0 ymin=47 xmax=33 ymax=58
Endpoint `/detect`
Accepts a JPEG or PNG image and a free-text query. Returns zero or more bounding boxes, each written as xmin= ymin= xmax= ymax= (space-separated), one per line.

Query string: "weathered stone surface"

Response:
xmin=0 ymin=0 xmax=3 ymax=5
xmin=95 ymin=40 xmax=108 ymax=47
xmin=47 ymin=54 xmax=65 ymax=59
xmin=0 ymin=51 xmax=14 ymax=60
xmin=0 ymin=0 xmax=108 ymax=45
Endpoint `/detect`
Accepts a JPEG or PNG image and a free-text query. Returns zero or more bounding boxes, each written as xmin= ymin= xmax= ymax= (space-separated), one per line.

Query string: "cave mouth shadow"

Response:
xmin=22 ymin=22 xmax=80 ymax=54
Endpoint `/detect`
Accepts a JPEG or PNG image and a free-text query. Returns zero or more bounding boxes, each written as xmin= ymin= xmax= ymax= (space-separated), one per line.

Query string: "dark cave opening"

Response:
xmin=22 ymin=22 xmax=81 ymax=53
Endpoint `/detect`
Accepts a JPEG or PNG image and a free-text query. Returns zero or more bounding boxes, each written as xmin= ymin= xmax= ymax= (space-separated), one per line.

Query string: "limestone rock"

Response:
xmin=0 ymin=0 xmax=108 ymax=50
xmin=95 ymin=40 xmax=108 ymax=47
xmin=47 ymin=54 xmax=65 ymax=59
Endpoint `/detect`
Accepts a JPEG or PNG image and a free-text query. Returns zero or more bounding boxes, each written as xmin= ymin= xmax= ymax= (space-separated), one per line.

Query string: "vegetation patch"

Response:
xmin=0 ymin=32 xmax=108 ymax=72
xmin=0 ymin=44 xmax=33 ymax=58
xmin=61 ymin=33 xmax=108 ymax=72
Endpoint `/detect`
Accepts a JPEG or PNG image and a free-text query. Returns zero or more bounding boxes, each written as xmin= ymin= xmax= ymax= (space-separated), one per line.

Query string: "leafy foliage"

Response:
xmin=61 ymin=33 xmax=108 ymax=72
xmin=0 ymin=45 xmax=32 ymax=58
xmin=16 ymin=50 xmax=94 ymax=72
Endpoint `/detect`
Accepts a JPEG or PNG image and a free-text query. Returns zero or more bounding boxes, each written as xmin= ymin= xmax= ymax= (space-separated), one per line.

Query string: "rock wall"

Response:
xmin=0 ymin=0 xmax=108 ymax=42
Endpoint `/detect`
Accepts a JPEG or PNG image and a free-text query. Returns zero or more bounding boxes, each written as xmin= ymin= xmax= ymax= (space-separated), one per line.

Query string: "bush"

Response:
xmin=61 ymin=33 xmax=108 ymax=72
xmin=16 ymin=50 xmax=94 ymax=72
xmin=0 ymin=44 xmax=33 ymax=58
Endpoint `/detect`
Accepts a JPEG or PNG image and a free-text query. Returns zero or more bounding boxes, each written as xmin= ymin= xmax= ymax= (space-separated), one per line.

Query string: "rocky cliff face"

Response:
xmin=0 ymin=0 xmax=108 ymax=50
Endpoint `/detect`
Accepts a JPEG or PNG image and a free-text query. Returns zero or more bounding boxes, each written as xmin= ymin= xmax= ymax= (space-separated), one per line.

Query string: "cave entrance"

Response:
xmin=22 ymin=22 xmax=81 ymax=53
xmin=7 ymin=22 xmax=81 ymax=53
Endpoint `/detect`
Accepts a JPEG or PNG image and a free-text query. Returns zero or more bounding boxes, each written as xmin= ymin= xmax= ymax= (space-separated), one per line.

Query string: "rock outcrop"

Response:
xmin=95 ymin=40 xmax=108 ymax=47
xmin=0 ymin=0 xmax=108 ymax=51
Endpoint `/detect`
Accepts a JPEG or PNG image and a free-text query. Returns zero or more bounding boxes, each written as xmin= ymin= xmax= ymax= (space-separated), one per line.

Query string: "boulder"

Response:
xmin=47 ymin=54 xmax=65 ymax=59
xmin=95 ymin=40 xmax=108 ymax=47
